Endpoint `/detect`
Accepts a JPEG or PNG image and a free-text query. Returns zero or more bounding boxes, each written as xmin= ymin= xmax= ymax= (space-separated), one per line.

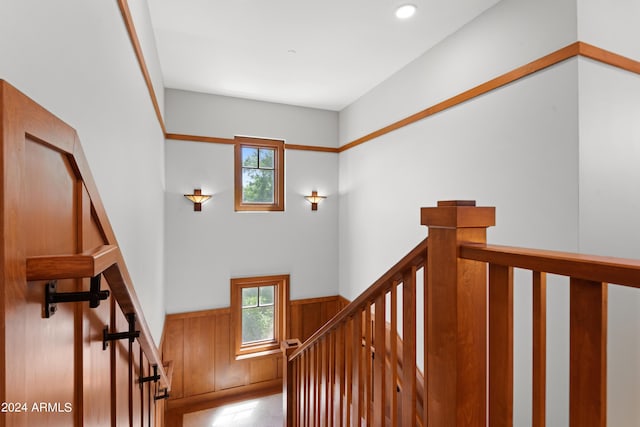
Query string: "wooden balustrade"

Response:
xmin=283 ymin=200 xmax=640 ymax=426
xmin=458 ymin=242 xmax=639 ymax=427
xmin=284 ymin=237 xmax=428 ymax=426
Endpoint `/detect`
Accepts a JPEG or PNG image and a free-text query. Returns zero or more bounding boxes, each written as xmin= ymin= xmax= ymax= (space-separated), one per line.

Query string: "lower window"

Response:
xmin=231 ymin=275 xmax=289 ymax=359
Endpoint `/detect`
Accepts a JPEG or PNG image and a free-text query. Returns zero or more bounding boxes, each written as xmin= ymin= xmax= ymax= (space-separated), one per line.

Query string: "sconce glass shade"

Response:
xmin=184 ymin=189 xmax=212 ymax=211
xmin=304 ymin=191 xmax=326 ymax=211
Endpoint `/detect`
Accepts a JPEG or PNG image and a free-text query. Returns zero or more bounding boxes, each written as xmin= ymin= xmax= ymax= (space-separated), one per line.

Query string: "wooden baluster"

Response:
xmin=345 ymin=318 xmax=353 ymax=427
xmin=532 ymin=271 xmax=547 ymax=427
xmin=297 ymin=355 xmax=302 ymax=426
xmin=352 ymin=311 xmax=362 ymax=424
xmin=327 ymin=331 xmax=334 ymax=427
xmin=402 ymin=267 xmax=417 ymax=427
xmin=305 ymin=351 xmax=310 ymax=426
xmin=422 ymin=264 xmax=428 ymax=426
xmin=312 ymin=344 xmax=318 ymax=426
xmin=282 ymin=339 xmax=300 ymax=427
xmin=364 ymin=303 xmax=372 ymax=425
xmin=318 ymin=339 xmax=325 ymax=427
xmin=422 ymin=200 xmax=495 ymax=426
xmin=335 ymin=326 xmax=344 ymax=427
xmin=489 ymin=264 xmax=514 ymax=426
xmin=322 ymin=337 xmax=329 ymax=427
xmin=318 ymin=342 xmax=324 ymax=427
xmin=570 ymin=278 xmax=607 ymax=427
xmin=390 ymin=281 xmax=399 ymax=426
xmin=373 ymin=292 xmax=387 ymax=426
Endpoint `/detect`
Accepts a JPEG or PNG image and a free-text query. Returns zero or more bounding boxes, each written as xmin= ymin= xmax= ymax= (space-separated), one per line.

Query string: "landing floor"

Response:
xmin=183 ymin=393 xmax=283 ymax=427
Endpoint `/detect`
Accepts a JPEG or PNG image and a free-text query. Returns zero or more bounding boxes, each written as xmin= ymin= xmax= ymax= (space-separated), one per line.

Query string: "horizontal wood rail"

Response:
xmin=26 ymin=244 xmax=118 ymax=280
xmin=460 ymin=241 xmax=640 ymax=426
xmin=284 ymin=200 xmax=640 ymax=426
xmin=460 ymin=243 xmax=640 ymax=288
xmin=158 ymin=43 xmax=639 ymax=156
xmin=165 ymin=132 xmax=340 ymax=153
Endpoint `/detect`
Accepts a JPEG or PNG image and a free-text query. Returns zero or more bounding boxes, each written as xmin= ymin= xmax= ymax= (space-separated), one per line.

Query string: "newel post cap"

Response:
xmin=421 ymin=200 xmax=496 ymax=228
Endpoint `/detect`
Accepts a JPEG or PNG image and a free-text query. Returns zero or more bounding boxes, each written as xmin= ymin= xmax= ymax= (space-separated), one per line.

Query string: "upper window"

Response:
xmin=234 ymin=136 xmax=284 ymax=211
xmin=231 ymin=275 xmax=289 ymax=359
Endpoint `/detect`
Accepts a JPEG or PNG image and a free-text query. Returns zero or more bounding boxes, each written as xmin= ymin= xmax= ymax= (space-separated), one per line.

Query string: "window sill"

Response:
xmin=235 ymin=347 xmax=283 ymax=361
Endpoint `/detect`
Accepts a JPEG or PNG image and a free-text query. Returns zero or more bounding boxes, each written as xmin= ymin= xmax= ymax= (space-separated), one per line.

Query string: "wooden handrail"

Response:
xmin=26 ymin=244 xmax=118 ymax=280
xmin=289 ymin=237 xmax=428 ymax=360
xmin=460 ymin=243 xmax=640 ymax=288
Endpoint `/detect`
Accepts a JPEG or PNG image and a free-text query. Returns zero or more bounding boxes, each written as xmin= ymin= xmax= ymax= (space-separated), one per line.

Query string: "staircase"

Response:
xmin=282 ymin=200 xmax=640 ymax=426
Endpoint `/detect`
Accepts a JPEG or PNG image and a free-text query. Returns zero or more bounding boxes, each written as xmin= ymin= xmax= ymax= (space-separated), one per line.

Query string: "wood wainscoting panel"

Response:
xmin=141 ymin=354 xmax=157 ymax=427
xmin=18 ymin=137 xmax=78 ymax=426
xmin=82 ymin=297 xmax=113 ymax=427
xmin=113 ymin=302 xmax=132 ymax=426
xmin=162 ymin=318 xmax=185 ymax=399
xmin=213 ymin=311 xmax=248 ymax=391
xmin=131 ymin=338 xmax=143 ymax=427
xmin=162 ymin=295 xmax=346 ymax=416
xmin=81 ymin=184 xmax=113 ymax=427
xmin=184 ymin=315 xmax=217 ymax=396
xmin=290 ymin=296 xmax=347 ymax=342
xmin=250 ymin=356 xmax=279 ymax=384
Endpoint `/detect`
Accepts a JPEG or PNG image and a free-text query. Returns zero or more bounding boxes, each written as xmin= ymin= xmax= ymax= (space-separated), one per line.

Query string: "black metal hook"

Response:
xmin=44 ymin=276 xmax=110 ymax=318
xmin=103 ymin=312 xmax=140 ymax=350
xmin=139 ymin=364 xmax=161 ymax=385
xmin=154 ymin=388 xmax=169 ymax=401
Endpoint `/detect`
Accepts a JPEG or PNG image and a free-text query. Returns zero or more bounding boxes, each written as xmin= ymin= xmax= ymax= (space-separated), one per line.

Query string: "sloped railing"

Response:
xmin=284 ymin=237 xmax=428 ymax=426
xmin=283 ymin=200 xmax=640 ymax=426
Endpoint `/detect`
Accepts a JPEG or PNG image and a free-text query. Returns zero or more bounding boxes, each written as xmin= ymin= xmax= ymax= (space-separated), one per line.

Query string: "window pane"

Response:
xmin=259 ymin=285 xmax=275 ymax=305
xmin=242 ymin=169 xmax=274 ymax=203
xmin=242 ymin=306 xmax=274 ymax=343
xmin=242 ymin=287 xmax=258 ymax=308
xmin=242 ymin=147 xmax=258 ymax=167
xmin=259 ymin=148 xmax=275 ymax=169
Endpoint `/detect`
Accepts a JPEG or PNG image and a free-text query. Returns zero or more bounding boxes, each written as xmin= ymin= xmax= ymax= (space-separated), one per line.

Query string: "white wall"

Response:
xmin=166 ymin=89 xmax=338 ymax=148
xmin=578 ymin=57 xmax=640 ymax=426
xmin=578 ymin=0 xmax=640 ymax=59
xmin=0 ymin=0 xmax=166 ymax=341
xmin=340 ymin=60 xmax=579 ymax=426
xmin=164 ymin=90 xmax=339 ymax=313
xmin=339 ymin=0 xmax=578 ymax=146
xmin=336 ymin=0 xmax=640 ymax=424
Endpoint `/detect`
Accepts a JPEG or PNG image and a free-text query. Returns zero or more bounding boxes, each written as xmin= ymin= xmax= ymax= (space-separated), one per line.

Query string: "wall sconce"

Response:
xmin=184 ymin=189 xmax=211 ymax=212
xmin=304 ymin=191 xmax=326 ymax=211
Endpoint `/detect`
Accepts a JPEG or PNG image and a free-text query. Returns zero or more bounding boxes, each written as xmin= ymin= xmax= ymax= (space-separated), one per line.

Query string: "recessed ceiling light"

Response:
xmin=395 ymin=4 xmax=417 ymax=19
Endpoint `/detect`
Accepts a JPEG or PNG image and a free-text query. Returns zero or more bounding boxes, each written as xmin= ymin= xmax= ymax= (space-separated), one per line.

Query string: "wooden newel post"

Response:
xmin=282 ymin=338 xmax=301 ymax=427
xmin=421 ymin=200 xmax=495 ymax=426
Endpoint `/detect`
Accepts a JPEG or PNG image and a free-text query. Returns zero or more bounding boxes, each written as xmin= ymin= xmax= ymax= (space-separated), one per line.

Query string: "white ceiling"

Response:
xmin=147 ymin=0 xmax=500 ymax=111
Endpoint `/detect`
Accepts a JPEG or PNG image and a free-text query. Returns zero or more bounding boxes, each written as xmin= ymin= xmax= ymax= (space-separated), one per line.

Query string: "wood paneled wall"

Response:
xmin=162 ymin=295 xmax=347 ymax=419
xmin=0 ymin=80 xmax=164 ymax=426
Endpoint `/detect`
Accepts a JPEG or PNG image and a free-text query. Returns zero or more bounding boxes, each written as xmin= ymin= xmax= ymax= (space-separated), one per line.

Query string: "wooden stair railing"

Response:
xmin=459 ymin=242 xmax=640 ymax=426
xmin=284 ymin=237 xmax=429 ymax=426
xmin=283 ymin=200 xmax=640 ymax=426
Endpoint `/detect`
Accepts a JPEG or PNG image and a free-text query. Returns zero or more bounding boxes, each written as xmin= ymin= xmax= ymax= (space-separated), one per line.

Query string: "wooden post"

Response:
xmin=421 ymin=200 xmax=495 ymax=426
xmin=282 ymin=339 xmax=301 ymax=427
